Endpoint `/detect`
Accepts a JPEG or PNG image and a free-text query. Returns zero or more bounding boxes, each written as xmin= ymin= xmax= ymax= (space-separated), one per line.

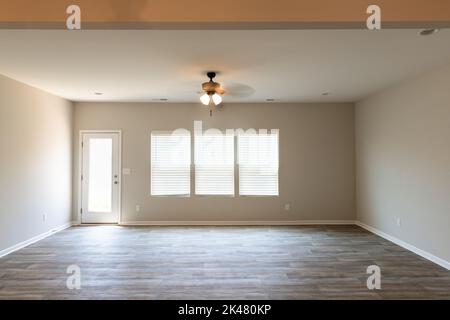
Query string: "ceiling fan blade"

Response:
xmin=222 ymin=82 xmax=255 ymax=98
xmin=216 ymin=87 xmax=226 ymax=95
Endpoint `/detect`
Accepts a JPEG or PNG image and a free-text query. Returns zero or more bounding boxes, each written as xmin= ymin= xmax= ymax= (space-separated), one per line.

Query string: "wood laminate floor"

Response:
xmin=0 ymin=225 xmax=448 ymax=300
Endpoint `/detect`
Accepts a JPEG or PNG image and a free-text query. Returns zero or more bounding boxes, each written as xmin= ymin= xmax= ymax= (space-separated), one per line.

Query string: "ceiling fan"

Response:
xmin=200 ymin=72 xmax=225 ymax=107
xmin=196 ymin=71 xmax=256 ymax=116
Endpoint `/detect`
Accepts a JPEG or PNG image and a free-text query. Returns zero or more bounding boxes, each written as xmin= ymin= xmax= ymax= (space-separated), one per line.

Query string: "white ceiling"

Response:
xmin=0 ymin=29 xmax=449 ymax=103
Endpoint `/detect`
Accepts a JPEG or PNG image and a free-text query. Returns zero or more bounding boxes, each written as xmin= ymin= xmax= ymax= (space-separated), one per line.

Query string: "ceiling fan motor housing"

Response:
xmin=202 ymin=81 xmax=220 ymax=95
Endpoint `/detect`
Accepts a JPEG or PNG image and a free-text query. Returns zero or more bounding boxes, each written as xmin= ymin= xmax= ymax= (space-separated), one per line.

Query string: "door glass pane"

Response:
xmin=88 ymin=138 xmax=113 ymax=212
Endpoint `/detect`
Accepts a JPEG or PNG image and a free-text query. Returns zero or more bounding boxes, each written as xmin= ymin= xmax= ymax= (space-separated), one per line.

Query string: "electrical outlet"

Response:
xmin=42 ymin=213 xmax=47 ymax=222
xmin=135 ymin=205 xmax=140 ymax=212
xmin=396 ymin=218 xmax=401 ymax=227
xmin=284 ymin=204 xmax=291 ymax=211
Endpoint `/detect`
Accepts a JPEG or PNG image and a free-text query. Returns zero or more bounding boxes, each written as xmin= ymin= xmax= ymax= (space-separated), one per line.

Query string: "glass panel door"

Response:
xmin=81 ymin=132 xmax=120 ymax=223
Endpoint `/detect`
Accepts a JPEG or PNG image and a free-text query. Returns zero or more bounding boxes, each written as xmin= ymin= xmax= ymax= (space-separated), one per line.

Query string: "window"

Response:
xmin=151 ymin=130 xmax=191 ymax=196
xmin=238 ymin=130 xmax=279 ymax=196
xmin=195 ymin=130 xmax=234 ymax=195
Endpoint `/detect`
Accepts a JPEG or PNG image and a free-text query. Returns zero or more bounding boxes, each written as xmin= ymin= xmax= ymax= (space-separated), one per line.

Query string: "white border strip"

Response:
xmin=120 ymin=220 xmax=356 ymax=226
xmin=356 ymin=221 xmax=450 ymax=270
xmin=0 ymin=222 xmax=75 ymax=258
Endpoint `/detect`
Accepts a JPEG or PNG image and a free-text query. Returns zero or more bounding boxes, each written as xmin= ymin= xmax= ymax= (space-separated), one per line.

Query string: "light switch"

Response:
xmin=122 ymin=168 xmax=131 ymax=175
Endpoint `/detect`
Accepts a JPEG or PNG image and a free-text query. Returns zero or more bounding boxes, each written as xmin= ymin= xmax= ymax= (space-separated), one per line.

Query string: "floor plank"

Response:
xmin=0 ymin=225 xmax=448 ymax=299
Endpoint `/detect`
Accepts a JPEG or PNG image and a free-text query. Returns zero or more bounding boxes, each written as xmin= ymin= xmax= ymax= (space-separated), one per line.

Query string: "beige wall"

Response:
xmin=0 ymin=75 xmax=73 ymax=252
xmin=356 ymin=63 xmax=450 ymax=263
xmin=73 ymin=102 xmax=355 ymax=223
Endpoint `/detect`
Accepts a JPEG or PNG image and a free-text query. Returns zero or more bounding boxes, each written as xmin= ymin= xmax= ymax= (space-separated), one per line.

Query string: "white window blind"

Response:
xmin=238 ymin=130 xmax=279 ymax=196
xmin=151 ymin=130 xmax=191 ymax=196
xmin=195 ymin=130 xmax=235 ymax=195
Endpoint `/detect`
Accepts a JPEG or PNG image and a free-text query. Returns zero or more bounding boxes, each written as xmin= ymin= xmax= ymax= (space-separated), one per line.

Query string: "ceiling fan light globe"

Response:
xmin=212 ymin=93 xmax=222 ymax=105
xmin=200 ymin=93 xmax=210 ymax=105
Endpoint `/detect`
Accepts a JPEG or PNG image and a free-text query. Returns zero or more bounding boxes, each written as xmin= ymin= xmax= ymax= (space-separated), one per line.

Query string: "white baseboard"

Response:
xmin=0 ymin=221 xmax=75 ymax=258
xmin=356 ymin=221 xmax=450 ymax=270
xmin=120 ymin=220 xmax=356 ymax=226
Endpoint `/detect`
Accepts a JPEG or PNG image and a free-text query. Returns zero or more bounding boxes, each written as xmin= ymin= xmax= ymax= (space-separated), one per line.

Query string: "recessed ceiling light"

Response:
xmin=322 ymin=92 xmax=331 ymax=96
xmin=419 ymin=28 xmax=439 ymax=36
xmin=152 ymin=98 xmax=168 ymax=102
xmin=266 ymin=98 xmax=275 ymax=102
xmin=94 ymin=92 xmax=103 ymax=95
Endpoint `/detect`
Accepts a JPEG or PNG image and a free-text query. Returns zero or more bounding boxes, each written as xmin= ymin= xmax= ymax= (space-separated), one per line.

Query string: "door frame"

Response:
xmin=77 ymin=130 xmax=122 ymax=225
